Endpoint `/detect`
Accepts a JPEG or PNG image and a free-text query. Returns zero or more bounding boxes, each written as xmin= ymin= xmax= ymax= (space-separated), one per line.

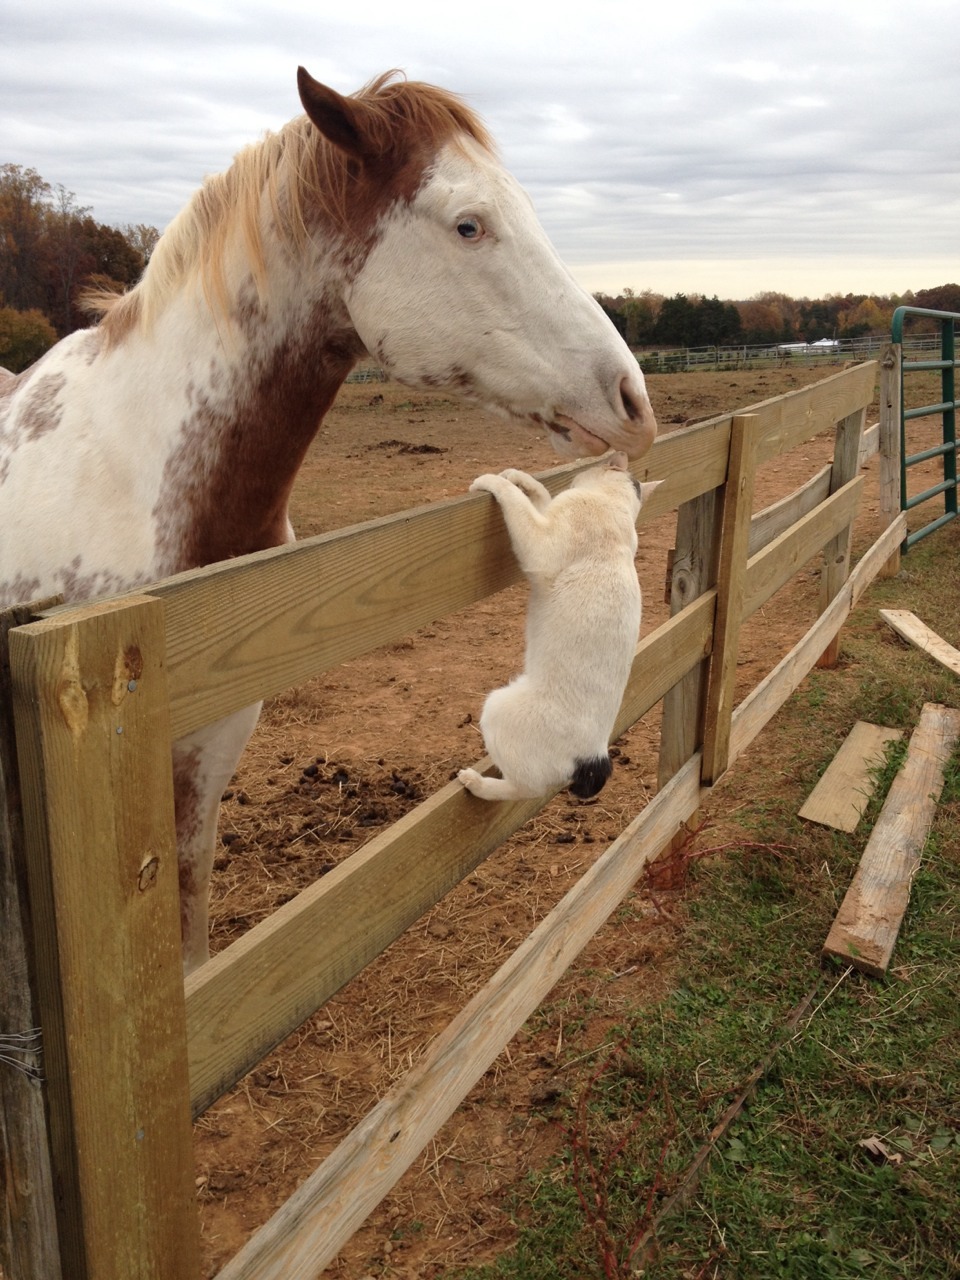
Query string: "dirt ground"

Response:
xmin=194 ymin=363 xmax=891 ymax=1277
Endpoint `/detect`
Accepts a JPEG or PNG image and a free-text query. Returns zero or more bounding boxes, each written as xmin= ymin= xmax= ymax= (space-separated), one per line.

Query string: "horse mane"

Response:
xmin=90 ymin=72 xmax=494 ymax=340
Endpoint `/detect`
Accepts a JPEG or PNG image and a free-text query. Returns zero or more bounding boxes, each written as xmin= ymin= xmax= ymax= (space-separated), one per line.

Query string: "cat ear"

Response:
xmin=637 ymin=479 xmax=664 ymax=505
xmin=606 ymin=451 xmax=629 ymax=471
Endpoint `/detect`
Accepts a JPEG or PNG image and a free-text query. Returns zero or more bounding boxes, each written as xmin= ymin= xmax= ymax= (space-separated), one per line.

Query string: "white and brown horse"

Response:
xmin=0 ymin=68 xmax=657 ymax=972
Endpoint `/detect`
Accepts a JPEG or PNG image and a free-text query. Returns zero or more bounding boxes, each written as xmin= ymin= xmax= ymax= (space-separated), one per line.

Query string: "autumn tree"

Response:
xmin=0 ymin=163 xmax=51 ymax=314
xmin=0 ymin=305 xmax=57 ymax=372
xmin=735 ymin=299 xmax=785 ymax=345
xmin=621 ymin=288 xmax=662 ymax=346
xmin=0 ymin=163 xmax=154 ymax=338
xmin=913 ymin=283 xmax=960 ymax=315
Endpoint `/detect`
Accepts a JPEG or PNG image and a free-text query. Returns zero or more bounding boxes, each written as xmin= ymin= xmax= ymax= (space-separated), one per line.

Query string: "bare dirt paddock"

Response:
xmin=196 ymin=364 xmax=887 ymax=1277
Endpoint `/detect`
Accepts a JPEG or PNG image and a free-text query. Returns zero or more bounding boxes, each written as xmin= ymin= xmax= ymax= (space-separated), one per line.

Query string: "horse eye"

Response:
xmin=456 ymin=218 xmax=483 ymax=240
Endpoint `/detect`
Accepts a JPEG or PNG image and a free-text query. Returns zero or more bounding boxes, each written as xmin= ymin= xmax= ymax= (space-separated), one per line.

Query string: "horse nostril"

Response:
xmin=620 ymin=377 xmax=642 ymax=422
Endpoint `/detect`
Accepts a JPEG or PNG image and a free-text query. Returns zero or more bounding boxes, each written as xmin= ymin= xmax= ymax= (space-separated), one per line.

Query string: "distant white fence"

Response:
xmin=638 ymin=333 xmax=942 ymax=374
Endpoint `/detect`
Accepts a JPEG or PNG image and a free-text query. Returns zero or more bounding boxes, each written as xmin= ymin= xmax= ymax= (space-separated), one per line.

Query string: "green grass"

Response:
xmin=455 ymin=523 xmax=960 ymax=1280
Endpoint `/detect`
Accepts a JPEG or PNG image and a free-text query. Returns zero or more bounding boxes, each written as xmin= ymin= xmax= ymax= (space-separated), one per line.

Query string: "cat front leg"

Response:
xmin=470 ymin=473 xmax=558 ymax=573
xmin=457 ymin=767 xmax=531 ymax=802
xmin=499 ymin=469 xmax=553 ymax=512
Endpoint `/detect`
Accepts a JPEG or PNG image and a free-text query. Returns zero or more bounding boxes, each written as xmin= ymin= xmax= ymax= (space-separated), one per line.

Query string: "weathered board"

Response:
xmin=879 ymin=608 xmax=960 ymax=679
xmin=702 ymin=415 xmax=758 ymax=785
xmin=0 ymin=598 xmax=63 ymax=1280
xmin=823 ymin=702 xmax=960 ymax=977
xmin=799 ymin=721 xmax=904 ymax=833
xmin=9 ymin=596 xmax=200 ymax=1279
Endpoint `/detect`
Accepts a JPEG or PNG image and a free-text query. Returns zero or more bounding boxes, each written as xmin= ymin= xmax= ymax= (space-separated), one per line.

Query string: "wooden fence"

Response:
xmin=0 ymin=360 xmax=906 ymax=1279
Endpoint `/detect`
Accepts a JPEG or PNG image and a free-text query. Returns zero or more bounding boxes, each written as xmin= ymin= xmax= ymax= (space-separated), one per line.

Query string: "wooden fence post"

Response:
xmin=1 ymin=599 xmax=63 ymax=1280
xmin=9 ymin=596 xmax=200 ymax=1280
xmin=657 ymin=488 xmax=719 ymax=789
xmin=702 ymin=414 xmax=759 ymax=786
xmin=817 ymin=406 xmax=867 ymax=669
xmin=879 ymin=342 xmax=902 ymax=578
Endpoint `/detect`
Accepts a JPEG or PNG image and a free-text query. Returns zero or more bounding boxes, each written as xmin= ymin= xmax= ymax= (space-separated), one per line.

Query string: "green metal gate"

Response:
xmin=892 ymin=305 xmax=960 ymax=549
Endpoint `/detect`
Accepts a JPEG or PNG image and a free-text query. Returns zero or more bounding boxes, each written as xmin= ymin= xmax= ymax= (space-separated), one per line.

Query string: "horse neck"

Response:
xmin=148 ymin=252 xmax=365 ymax=573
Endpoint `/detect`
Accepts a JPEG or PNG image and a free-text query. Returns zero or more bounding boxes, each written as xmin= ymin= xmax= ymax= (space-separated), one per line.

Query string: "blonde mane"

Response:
xmin=93 ymin=73 xmax=494 ymax=340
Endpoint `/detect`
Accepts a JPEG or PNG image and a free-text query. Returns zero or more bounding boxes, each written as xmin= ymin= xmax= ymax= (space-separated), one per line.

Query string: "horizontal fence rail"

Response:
xmin=2 ymin=360 xmax=896 ymax=1280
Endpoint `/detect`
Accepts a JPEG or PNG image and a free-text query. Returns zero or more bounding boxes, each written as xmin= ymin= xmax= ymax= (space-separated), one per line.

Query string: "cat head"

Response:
xmin=572 ymin=451 xmax=662 ymax=518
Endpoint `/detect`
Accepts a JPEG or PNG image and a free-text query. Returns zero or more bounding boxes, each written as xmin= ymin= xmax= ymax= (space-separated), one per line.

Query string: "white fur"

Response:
xmin=347 ymin=140 xmax=657 ymax=460
xmin=458 ymin=456 xmax=658 ymax=802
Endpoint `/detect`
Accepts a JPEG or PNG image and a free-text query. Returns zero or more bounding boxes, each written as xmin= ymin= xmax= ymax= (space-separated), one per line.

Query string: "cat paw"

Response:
xmin=499 ymin=468 xmax=534 ymax=487
xmin=469 ymin=474 xmax=500 ymax=495
xmin=458 ymin=767 xmax=484 ymax=793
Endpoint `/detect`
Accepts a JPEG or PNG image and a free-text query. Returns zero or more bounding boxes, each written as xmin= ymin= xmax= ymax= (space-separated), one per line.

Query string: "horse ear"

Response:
xmin=297 ymin=67 xmax=377 ymax=161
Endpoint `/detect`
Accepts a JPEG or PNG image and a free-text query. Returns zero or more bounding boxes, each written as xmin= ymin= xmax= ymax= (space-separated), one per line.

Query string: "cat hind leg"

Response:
xmin=458 ymin=768 xmax=532 ymax=802
xmin=569 ymin=755 xmax=613 ymax=799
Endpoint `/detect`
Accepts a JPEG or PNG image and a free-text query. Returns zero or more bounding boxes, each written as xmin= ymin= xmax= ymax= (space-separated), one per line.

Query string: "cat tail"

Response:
xmin=569 ymin=755 xmax=613 ymax=799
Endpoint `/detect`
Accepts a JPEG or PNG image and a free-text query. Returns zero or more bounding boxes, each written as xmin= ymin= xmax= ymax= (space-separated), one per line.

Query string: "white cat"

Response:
xmin=458 ymin=453 xmax=659 ymax=802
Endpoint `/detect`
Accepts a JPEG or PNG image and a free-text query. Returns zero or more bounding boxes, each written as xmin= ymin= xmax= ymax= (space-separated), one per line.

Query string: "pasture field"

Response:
xmin=190 ymin=363 xmax=959 ymax=1278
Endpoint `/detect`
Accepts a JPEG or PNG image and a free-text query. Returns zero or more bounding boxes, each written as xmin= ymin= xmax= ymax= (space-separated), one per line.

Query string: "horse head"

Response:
xmin=297 ymin=68 xmax=657 ymax=461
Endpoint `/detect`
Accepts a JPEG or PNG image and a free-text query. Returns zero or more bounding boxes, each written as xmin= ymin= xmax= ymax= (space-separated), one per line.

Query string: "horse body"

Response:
xmin=0 ymin=68 xmax=657 ymax=972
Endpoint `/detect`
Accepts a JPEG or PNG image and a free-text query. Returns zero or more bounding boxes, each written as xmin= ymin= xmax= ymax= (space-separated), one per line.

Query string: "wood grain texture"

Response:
xmin=743 ymin=476 xmax=863 ymax=620
xmin=657 ymin=490 xmax=719 ymax=786
xmin=817 ymin=408 xmax=866 ymax=668
xmin=748 ymin=464 xmax=832 ymax=558
xmin=702 ymin=415 xmax=759 ymax=785
xmin=752 ymin=360 xmax=876 ymax=466
xmin=823 ymin=703 xmax=960 ymax=976
xmin=880 ymin=608 xmax=960 ymax=678
xmin=0 ymin=598 xmax=63 ymax=1280
xmin=799 ymin=722 xmax=904 ymax=832
xmin=9 ymin=598 xmax=199 ymax=1280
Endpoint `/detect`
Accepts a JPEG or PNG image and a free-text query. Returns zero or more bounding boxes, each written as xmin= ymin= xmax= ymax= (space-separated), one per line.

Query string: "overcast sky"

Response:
xmin=2 ymin=0 xmax=956 ymax=300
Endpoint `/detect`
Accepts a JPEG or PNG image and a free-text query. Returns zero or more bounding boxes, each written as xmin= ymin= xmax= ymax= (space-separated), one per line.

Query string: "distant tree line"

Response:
xmin=2 ymin=161 xmax=959 ymax=373
xmin=0 ymin=162 xmax=159 ymax=371
xmin=596 ymin=283 xmax=960 ymax=350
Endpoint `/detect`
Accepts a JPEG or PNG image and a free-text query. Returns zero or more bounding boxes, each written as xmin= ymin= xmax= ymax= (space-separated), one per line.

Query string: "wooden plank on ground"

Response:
xmin=799 ymin=722 xmax=903 ymax=832
xmin=879 ymin=608 xmax=960 ymax=679
xmin=823 ymin=702 xmax=960 ymax=977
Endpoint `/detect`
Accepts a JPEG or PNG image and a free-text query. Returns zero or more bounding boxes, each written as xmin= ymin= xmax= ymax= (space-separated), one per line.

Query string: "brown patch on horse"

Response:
xmin=18 ymin=372 xmax=67 ymax=441
xmin=151 ymin=306 xmax=362 ymax=572
xmin=0 ymin=371 xmax=68 ymax=486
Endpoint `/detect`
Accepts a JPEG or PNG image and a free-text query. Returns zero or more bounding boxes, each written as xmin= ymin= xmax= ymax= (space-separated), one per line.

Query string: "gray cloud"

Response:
xmin=1 ymin=0 xmax=957 ymax=297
